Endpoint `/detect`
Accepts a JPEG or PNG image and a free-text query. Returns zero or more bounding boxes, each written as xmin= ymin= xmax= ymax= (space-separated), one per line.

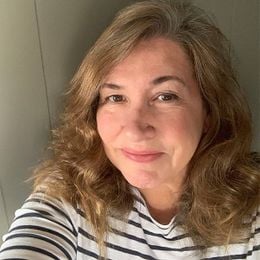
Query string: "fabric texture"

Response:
xmin=0 ymin=190 xmax=259 ymax=259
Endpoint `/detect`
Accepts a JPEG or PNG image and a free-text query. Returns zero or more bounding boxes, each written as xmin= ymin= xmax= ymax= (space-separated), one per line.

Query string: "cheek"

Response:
xmin=162 ymin=111 xmax=204 ymax=146
xmin=96 ymin=110 xmax=119 ymax=143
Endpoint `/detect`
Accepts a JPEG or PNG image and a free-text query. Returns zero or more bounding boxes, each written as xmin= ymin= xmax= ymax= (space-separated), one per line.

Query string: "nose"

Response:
xmin=122 ymin=105 xmax=156 ymax=142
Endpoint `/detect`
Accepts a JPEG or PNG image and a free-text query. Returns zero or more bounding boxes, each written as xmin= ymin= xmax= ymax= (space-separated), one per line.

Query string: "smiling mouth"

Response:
xmin=121 ymin=149 xmax=163 ymax=163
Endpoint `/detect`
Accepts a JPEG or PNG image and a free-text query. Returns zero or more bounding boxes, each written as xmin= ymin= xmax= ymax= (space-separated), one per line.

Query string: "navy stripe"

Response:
xmin=79 ymin=227 xmax=157 ymax=259
xmin=0 ymin=245 xmax=59 ymax=259
xmin=202 ymin=257 xmax=231 ymax=260
xmin=77 ymin=208 xmax=189 ymax=242
xmin=76 ymin=208 xmax=85 ymax=217
xmin=201 ymin=244 xmax=260 ymax=260
xmin=78 ymin=227 xmax=97 ymax=241
xmin=76 ymin=205 xmax=260 ymax=243
xmin=8 ymin=225 xmax=76 ymax=252
xmin=111 ymin=228 xmax=152 ymax=248
xmin=106 ymin=241 xmax=157 ymax=259
xmin=133 ymin=195 xmax=146 ymax=207
xmin=25 ymin=197 xmax=77 ymax=235
xmin=0 ymin=258 xmax=26 ymax=260
xmin=14 ymin=212 xmax=76 ymax=236
xmin=254 ymin=227 xmax=260 ymax=235
xmin=111 ymin=227 xmax=203 ymax=252
xmin=132 ymin=207 xmax=154 ymax=223
xmin=163 ymin=221 xmax=178 ymax=235
xmin=77 ymin=246 xmax=111 ymax=260
xmin=231 ymin=244 xmax=260 ymax=259
xmin=133 ymin=206 xmax=178 ymax=233
xmin=35 ymin=209 xmax=52 ymax=216
xmin=4 ymin=233 xmax=73 ymax=260
xmin=127 ymin=218 xmax=189 ymax=241
xmin=79 ymin=226 xmax=204 ymax=257
xmin=25 ymin=198 xmax=77 ymax=233
xmin=244 ymin=227 xmax=260 ymax=240
xmin=243 ymin=211 xmax=259 ymax=228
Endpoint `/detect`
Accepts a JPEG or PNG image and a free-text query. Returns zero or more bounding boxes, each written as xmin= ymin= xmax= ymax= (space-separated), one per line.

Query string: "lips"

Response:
xmin=121 ymin=148 xmax=163 ymax=163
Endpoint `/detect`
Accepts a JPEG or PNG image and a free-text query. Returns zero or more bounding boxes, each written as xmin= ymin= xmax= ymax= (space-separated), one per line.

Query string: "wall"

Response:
xmin=0 ymin=0 xmax=259 ymax=239
xmin=0 ymin=0 xmax=132 ymax=239
xmin=193 ymin=0 xmax=260 ymax=150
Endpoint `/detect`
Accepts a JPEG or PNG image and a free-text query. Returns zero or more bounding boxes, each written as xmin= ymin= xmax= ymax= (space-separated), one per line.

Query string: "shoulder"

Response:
xmin=250 ymin=205 xmax=260 ymax=241
xmin=0 ymin=192 xmax=80 ymax=259
xmin=18 ymin=191 xmax=78 ymax=233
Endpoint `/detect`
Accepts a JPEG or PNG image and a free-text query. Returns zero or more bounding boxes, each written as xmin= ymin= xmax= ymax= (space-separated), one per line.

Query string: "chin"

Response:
xmin=121 ymin=169 xmax=160 ymax=190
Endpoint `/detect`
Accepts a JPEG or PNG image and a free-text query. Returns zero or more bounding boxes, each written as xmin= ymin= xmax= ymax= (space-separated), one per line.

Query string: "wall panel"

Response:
xmin=193 ymin=0 xmax=259 ymax=150
xmin=0 ymin=0 xmax=50 ymax=230
xmin=0 ymin=0 xmax=259 ymax=242
xmin=36 ymin=0 xmax=132 ymax=126
xmin=0 ymin=187 xmax=9 ymax=237
xmin=230 ymin=0 xmax=259 ymax=150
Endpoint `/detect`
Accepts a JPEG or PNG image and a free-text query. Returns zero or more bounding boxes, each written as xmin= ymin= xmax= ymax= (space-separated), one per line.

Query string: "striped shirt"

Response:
xmin=0 ymin=190 xmax=259 ymax=259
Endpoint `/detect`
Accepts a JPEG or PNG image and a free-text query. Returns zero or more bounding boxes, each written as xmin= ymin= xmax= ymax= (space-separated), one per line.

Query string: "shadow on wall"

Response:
xmin=0 ymin=0 xmax=133 ymax=240
xmin=36 ymin=0 xmax=133 ymax=128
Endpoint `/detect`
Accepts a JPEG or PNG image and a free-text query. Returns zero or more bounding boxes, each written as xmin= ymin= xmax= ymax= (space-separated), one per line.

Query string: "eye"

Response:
xmin=106 ymin=94 xmax=126 ymax=103
xmin=156 ymin=93 xmax=179 ymax=102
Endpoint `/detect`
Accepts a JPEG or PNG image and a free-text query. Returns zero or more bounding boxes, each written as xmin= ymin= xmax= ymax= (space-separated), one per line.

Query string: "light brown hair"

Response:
xmin=33 ymin=0 xmax=260 ymax=255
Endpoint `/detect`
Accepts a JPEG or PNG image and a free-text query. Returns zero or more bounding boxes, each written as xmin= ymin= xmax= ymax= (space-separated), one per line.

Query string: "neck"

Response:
xmin=139 ymin=185 xmax=182 ymax=225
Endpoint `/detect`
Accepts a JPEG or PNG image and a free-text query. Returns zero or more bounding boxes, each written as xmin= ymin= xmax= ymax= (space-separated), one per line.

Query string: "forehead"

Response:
xmin=104 ymin=37 xmax=194 ymax=83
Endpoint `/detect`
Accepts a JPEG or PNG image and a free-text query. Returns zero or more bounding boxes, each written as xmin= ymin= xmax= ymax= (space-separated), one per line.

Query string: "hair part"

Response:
xmin=33 ymin=0 xmax=259 ymax=256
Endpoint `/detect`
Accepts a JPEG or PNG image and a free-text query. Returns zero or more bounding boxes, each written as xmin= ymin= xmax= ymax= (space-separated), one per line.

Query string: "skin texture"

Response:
xmin=97 ymin=37 xmax=207 ymax=223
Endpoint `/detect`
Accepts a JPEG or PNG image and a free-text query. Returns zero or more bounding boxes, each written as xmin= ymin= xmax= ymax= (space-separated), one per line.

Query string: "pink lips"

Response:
xmin=121 ymin=148 xmax=163 ymax=163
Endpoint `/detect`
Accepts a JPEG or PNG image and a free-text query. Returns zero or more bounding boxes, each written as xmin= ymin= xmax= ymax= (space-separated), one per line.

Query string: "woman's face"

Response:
xmin=96 ymin=37 xmax=207 ymax=191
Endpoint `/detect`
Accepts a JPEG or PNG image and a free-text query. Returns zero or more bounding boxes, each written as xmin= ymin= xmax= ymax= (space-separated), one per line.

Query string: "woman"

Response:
xmin=0 ymin=0 xmax=259 ymax=259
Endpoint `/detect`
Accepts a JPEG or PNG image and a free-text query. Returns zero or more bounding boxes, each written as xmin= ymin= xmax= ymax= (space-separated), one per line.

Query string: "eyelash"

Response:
xmin=104 ymin=95 xmax=126 ymax=103
xmin=155 ymin=93 xmax=179 ymax=102
xmin=100 ymin=92 xmax=180 ymax=104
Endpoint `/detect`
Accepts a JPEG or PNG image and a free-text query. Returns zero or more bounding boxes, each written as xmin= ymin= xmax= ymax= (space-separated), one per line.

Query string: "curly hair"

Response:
xmin=33 ymin=0 xmax=259 ymax=255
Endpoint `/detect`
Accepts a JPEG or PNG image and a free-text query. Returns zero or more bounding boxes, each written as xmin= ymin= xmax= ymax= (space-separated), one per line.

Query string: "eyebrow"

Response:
xmin=101 ymin=83 xmax=122 ymax=89
xmin=101 ymin=75 xmax=186 ymax=89
xmin=152 ymin=75 xmax=186 ymax=87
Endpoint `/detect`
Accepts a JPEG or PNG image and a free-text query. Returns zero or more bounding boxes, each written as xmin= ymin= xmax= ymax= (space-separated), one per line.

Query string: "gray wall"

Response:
xmin=193 ymin=0 xmax=260 ymax=150
xmin=0 ymin=0 xmax=259 ymax=239
xmin=0 ymin=0 xmax=132 ymax=239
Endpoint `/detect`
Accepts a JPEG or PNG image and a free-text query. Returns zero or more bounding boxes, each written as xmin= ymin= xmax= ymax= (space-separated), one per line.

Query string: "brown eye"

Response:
xmin=107 ymin=95 xmax=125 ymax=103
xmin=157 ymin=93 xmax=179 ymax=102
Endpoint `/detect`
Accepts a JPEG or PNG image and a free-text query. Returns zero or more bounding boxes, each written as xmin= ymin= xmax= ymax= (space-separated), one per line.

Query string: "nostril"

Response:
xmin=123 ymin=120 xmax=156 ymax=141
